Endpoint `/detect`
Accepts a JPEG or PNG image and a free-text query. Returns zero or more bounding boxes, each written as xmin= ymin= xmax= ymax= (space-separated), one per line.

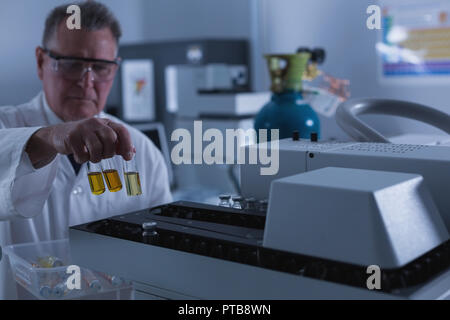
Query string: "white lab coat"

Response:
xmin=0 ymin=92 xmax=172 ymax=299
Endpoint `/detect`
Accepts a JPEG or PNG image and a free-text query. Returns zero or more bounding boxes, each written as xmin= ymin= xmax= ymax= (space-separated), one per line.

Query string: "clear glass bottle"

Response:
xmin=123 ymin=153 xmax=142 ymax=196
xmin=258 ymin=199 xmax=269 ymax=212
xmin=101 ymin=158 xmax=122 ymax=192
xmin=232 ymin=196 xmax=244 ymax=210
xmin=245 ymin=197 xmax=257 ymax=211
xmin=83 ymin=269 xmax=101 ymax=292
xmin=218 ymin=194 xmax=232 ymax=207
xmin=87 ymin=161 xmax=106 ymax=195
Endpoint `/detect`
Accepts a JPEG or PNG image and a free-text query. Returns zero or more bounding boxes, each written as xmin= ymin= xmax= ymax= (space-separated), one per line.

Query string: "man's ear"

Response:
xmin=36 ymin=47 xmax=45 ymax=81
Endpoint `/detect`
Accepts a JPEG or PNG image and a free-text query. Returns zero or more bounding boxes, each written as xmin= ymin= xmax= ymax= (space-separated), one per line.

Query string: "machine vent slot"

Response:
xmin=341 ymin=143 xmax=428 ymax=154
xmin=293 ymin=142 xmax=352 ymax=152
xmin=149 ymin=202 xmax=266 ymax=230
xmin=304 ymin=143 xmax=349 ymax=151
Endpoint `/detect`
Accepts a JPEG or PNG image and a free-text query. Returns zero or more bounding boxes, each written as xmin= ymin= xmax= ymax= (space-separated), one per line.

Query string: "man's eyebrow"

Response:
xmin=43 ymin=49 xmax=119 ymax=64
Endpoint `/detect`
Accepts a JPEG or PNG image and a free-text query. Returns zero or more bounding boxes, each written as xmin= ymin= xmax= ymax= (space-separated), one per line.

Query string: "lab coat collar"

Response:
xmin=42 ymin=92 xmax=64 ymax=125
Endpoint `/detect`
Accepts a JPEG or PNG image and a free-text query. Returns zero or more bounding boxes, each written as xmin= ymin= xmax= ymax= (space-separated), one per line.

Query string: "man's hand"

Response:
xmin=25 ymin=118 xmax=134 ymax=169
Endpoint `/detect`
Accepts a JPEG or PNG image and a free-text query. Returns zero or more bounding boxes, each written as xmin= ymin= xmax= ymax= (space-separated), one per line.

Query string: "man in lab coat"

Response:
xmin=0 ymin=2 xmax=172 ymax=299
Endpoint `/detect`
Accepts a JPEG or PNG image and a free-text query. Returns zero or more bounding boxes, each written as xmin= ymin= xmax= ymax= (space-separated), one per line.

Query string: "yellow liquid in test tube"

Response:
xmin=88 ymin=172 xmax=106 ymax=195
xmin=124 ymin=172 xmax=142 ymax=196
xmin=102 ymin=169 xmax=122 ymax=192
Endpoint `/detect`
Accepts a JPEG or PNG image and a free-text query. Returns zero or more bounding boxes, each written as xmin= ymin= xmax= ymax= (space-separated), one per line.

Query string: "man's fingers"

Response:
xmin=83 ymin=132 xmax=103 ymax=163
xmin=106 ymin=121 xmax=133 ymax=160
xmin=69 ymin=133 xmax=89 ymax=163
xmin=53 ymin=118 xmax=132 ymax=163
xmin=95 ymin=126 xmax=118 ymax=159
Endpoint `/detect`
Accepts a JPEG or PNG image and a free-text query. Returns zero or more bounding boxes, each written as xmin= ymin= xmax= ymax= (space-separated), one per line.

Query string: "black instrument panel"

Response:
xmin=72 ymin=201 xmax=450 ymax=293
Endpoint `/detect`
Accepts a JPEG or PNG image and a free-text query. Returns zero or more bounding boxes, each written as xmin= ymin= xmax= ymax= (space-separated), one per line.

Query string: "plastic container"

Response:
xmin=3 ymin=239 xmax=134 ymax=300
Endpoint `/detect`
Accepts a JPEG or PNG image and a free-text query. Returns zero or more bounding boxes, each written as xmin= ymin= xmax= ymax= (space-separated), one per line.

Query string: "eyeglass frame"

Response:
xmin=41 ymin=47 xmax=121 ymax=82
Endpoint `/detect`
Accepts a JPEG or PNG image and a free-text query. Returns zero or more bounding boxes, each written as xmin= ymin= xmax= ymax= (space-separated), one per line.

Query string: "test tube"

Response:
xmin=40 ymin=285 xmax=52 ymax=298
xmin=36 ymin=255 xmax=64 ymax=268
xmin=87 ymin=161 xmax=106 ymax=195
xmin=39 ymin=272 xmax=64 ymax=298
xmin=83 ymin=269 xmax=102 ymax=292
xmin=101 ymin=158 xmax=122 ymax=192
xmin=98 ymin=272 xmax=124 ymax=287
xmin=123 ymin=153 xmax=142 ymax=196
xmin=51 ymin=283 xmax=68 ymax=298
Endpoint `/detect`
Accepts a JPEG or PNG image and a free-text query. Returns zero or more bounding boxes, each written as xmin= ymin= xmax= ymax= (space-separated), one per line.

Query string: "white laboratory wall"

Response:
xmin=0 ymin=0 xmax=251 ymax=106
xmin=255 ymin=0 xmax=450 ymax=137
xmin=141 ymin=0 xmax=251 ymax=41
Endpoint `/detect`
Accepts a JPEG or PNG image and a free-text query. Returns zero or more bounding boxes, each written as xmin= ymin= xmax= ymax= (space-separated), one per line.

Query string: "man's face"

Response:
xmin=36 ymin=23 xmax=118 ymax=122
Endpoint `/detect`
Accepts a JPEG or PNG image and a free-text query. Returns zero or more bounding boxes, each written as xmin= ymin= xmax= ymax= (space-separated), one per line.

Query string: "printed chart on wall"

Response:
xmin=378 ymin=0 xmax=450 ymax=83
xmin=121 ymin=59 xmax=155 ymax=121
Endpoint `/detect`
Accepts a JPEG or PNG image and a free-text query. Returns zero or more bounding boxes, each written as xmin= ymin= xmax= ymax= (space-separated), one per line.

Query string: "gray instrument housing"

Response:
xmin=264 ymin=167 xmax=449 ymax=268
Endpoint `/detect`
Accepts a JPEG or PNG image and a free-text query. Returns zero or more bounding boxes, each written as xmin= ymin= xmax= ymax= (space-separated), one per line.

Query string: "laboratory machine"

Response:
xmin=109 ymin=39 xmax=270 ymax=202
xmin=68 ymin=99 xmax=450 ymax=299
xmin=165 ymin=63 xmax=270 ymax=202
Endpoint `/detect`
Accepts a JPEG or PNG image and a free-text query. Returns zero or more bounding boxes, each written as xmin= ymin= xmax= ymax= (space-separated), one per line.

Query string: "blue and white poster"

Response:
xmin=378 ymin=0 xmax=450 ymax=80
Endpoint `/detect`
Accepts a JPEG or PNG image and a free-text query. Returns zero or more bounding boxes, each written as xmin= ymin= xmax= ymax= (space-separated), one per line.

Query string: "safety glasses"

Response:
xmin=42 ymin=48 xmax=120 ymax=82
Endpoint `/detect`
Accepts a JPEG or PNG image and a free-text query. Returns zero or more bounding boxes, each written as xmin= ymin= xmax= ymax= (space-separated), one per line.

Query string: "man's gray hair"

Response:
xmin=42 ymin=1 xmax=122 ymax=48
